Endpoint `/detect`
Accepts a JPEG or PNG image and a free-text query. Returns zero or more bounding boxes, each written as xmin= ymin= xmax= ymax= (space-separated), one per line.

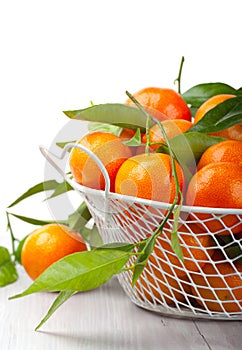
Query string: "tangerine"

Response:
xmin=143 ymin=119 xmax=193 ymax=151
xmin=119 ymin=128 xmax=136 ymax=140
xmin=197 ymin=140 xmax=242 ymax=170
xmin=136 ymin=260 xmax=188 ymax=305
xmin=186 ymin=162 xmax=242 ymax=235
xmin=194 ymin=94 xmax=242 ymax=141
xmin=69 ymin=131 xmax=132 ymax=192
xmin=126 ymin=87 xmax=192 ymax=122
xmin=214 ymin=123 xmax=242 ymax=141
xmin=194 ymin=94 xmax=235 ymax=124
xmin=151 ymin=223 xmax=214 ymax=278
xmin=190 ymin=251 xmax=242 ymax=313
xmin=21 ymin=224 xmax=87 ymax=280
xmin=115 ymin=153 xmax=185 ymax=204
xmin=119 ymin=128 xmax=145 ymax=156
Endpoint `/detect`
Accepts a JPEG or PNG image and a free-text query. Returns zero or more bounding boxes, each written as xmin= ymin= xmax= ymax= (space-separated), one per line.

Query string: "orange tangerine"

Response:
xmin=69 ymin=131 xmax=132 ymax=192
xmin=136 ymin=261 xmax=188 ymax=305
xmin=115 ymin=153 xmax=185 ymax=204
xmin=194 ymin=94 xmax=236 ymax=124
xmin=186 ymin=162 xmax=242 ymax=235
xmin=126 ymin=87 xmax=192 ymax=121
xmin=21 ymin=224 xmax=87 ymax=280
xmin=190 ymin=251 xmax=242 ymax=313
xmin=143 ymin=119 xmax=193 ymax=151
xmin=197 ymin=140 xmax=242 ymax=170
xmin=152 ymin=223 xmax=214 ymax=278
xmin=194 ymin=93 xmax=242 ymax=141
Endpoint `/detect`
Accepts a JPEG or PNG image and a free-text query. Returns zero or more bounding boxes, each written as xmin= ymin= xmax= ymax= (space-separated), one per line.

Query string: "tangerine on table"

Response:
xmin=21 ymin=224 xmax=87 ymax=280
xmin=190 ymin=251 xmax=242 ymax=313
xmin=115 ymin=153 xmax=185 ymax=204
xmin=69 ymin=131 xmax=132 ymax=192
xmin=194 ymin=93 xmax=242 ymax=141
xmin=143 ymin=119 xmax=193 ymax=151
xmin=126 ymin=87 xmax=192 ymax=122
xmin=186 ymin=162 xmax=242 ymax=235
xmin=197 ymin=140 xmax=242 ymax=170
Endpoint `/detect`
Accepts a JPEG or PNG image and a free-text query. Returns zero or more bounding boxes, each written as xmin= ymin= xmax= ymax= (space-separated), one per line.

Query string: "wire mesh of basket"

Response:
xmin=40 ymin=143 xmax=242 ymax=321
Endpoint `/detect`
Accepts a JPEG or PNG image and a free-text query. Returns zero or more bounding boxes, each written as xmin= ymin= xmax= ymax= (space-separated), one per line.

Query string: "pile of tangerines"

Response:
xmin=21 ymin=87 xmax=242 ymax=314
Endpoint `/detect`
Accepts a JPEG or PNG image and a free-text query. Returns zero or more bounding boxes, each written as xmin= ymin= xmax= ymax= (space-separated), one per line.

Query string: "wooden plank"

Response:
xmin=0 ymin=267 xmax=241 ymax=350
xmin=194 ymin=320 xmax=242 ymax=350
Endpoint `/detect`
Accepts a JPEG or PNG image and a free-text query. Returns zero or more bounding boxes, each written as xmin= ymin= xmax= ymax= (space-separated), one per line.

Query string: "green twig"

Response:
xmin=174 ymin=56 xmax=185 ymax=94
xmin=125 ymin=90 xmax=151 ymax=154
xmin=6 ymin=212 xmax=18 ymax=257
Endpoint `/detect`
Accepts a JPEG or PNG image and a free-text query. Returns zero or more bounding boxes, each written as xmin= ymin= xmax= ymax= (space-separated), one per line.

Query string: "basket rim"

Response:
xmin=70 ymin=178 xmax=242 ymax=215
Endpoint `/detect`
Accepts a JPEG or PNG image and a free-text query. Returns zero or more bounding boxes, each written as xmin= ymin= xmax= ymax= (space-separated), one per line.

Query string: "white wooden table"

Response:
xmin=0 ymin=265 xmax=241 ymax=350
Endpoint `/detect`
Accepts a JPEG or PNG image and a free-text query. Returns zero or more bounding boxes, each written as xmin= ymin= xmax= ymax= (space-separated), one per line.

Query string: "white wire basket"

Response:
xmin=40 ymin=143 xmax=242 ymax=321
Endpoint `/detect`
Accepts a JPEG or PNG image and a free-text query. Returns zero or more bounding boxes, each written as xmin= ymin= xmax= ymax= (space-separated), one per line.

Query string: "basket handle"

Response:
xmin=39 ymin=143 xmax=111 ymax=198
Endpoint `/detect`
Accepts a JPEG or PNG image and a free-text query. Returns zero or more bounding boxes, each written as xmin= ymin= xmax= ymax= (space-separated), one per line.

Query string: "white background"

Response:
xmin=1 ymin=0 xmax=242 ymax=246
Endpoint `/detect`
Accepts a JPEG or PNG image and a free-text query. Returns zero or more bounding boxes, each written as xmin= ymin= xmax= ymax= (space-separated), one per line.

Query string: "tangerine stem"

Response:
xmin=174 ymin=56 xmax=185 ymax=94
xmin=125 ymin=90 xmax=152 ymax=154
xmin=125 ymin=90 xmax=184 ymax=261
xmin=6 ymin=212 xmax=17 ymax=258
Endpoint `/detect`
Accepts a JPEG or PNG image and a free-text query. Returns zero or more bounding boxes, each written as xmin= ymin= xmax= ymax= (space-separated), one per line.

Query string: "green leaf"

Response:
xmin=56 ymin=140 xmax=77 ymax=149
xmin=132 ymin=235 xmax=157 ymax=287
xmin=189 ymin=96 xmax=242 ymax=133
xmin=14 ymin=236 xmax=28 ymax=264
xmin=182 ymin=82 xmax=236 ymax=108
xmin=171 ymin=203 xmax=184 ymax=261
xmin=225 ymin=245 xmax=242 ymax=262
xmin=45 ymin=180 xmax=73 ymax=200
xmin=9 ymin=249 xmax=131 ymax=298
xmin=35 ymin=290 xmax=76 ymax=331
xmin=68 ymin=203 xmax=102 ymax=247
xmin=123 ymin=128 xmax=142 ymax=146
xmin=63 ymin=103 xmax=156 ymax=132
xmin=157 ymin=132 xmax=225 ymax=167
xmin=68 ymin=202 xmax=92 ymax=232
xmin=88 ymin=121 xmax=122 ymax=135
xmin=8 ymin=180 xmax=59 ymax=208
xmin=8 ymin=212 xmax=67 ymax=226
xmin=81 ymin=225 xmax=103 ymax=248
xmin=0 ymin=246 xmax=18 ymax=287
xmin=95 ymin=242 xmax=135 ymax=252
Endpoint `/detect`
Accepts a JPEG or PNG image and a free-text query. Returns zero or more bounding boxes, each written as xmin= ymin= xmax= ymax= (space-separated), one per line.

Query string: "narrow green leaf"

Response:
xmin=189 ymin=97 xmax=242 ymax=133
xmin=123 ymin=128 xmax=142 ymax=146
xmin=171 ymin=203 xmax=184 ymax=261
xmin=56 ymin=140 xmax=77 ymax=149
xmin=88 ymin=121 xmax=122 ymax=135
xmin=35 ymin=290 xmax=76 ymax=331
xmin=9 ymin=249 xmax=131 ymax=299
xmin=95 ymin=242 xmax=135 ymax=252
xmin=132 ymin=235 xmax=157 ymax=286
xmin=63 ymin=103 xmax=156 ymax=132
xmin=80 ymin=225 xmax=103 ymax=248
xmin=182 ymin=82 xmax=236 ymax=108
xmin=0 ymin=246 xmax=18 ymax=287
xmin=224 ymin=244 xmax=242 ymax=261
xmin=45 ymin=180 xmax=73 ymax=200
xmin=14 ymin=236 xmax=28 ymax=264
xmin=68 ymin=202 xmax=92 ymax=232
xmin=8 ymin=180 xmax=59 ymax=208
xmin=157 ymin=132 xmax=225 ymax=166
xmin=8 ymin=212 xmax=67 ymax=226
